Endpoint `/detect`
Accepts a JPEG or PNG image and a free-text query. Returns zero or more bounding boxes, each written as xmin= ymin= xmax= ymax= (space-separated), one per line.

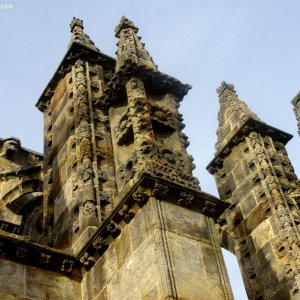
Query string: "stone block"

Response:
xmin=201 ymin=243 xmax=222 ymax=281
xmin=114 ymin=226 xmax=132 ymax=269
xmin=160 ymin=201 xmax=210 ymax=241
xmin=173 ymin=269 xmax=226 ymax=300
xmin=72 ymin=226 xmax=97 ymax=255
xmin=129 ymin=205 xmax=149 ymax=251
xmin=25 ymin=266 xmax=81 ymax=300
xmin=107 ymin=233 xmax=159 ymax=300
xmin=240 ymin=192 xmax=257 ymax=218
xmin=0 ymin=259 xmax=25 ymax=296
xmin=94 ymin=287 xmax=108 ymax=300
xmin=232 ymin=164 xmax=246 ymax=187
xmin=251 ymin=220 xmax=273 ymax=251
xmin=0 ymin=292 xmax=24 ymax=300
xmin=166 ymin=231 xmax=206 ymax=275
xmin=223 ymin=147 xmax=242 ymax=174
xmin=88 ymin=244 xmax=117 ymax=297
xmin=139 ymin=276 xmax=161 ymax=300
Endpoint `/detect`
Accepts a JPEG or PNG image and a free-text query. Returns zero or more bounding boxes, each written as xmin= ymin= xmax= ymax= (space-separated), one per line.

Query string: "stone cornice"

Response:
xmin=97 ymin=61 xmax=192 ymax=109
xmin=0 ymin=162 xmax=43 ymax=176
xmin=36 ymin=42 xmax=115 ymax=112
xmin=0 ymin=167 xmax=227 ymax=278
xmin=207 ymin=118 xmax=292 ymax=174
xmin=75 ymin=169 xmax=227 ymax=270
xmin=0 ymin=230 xmax=81 ymax=280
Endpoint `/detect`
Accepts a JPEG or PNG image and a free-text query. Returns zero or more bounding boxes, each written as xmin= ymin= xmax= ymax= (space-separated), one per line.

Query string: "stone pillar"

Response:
xmin=125 ymin=77 xmax=158 ymax=167
xmin=81 ymin=196 xmax=233 ymax=300
xmin=209 ymin=82 xmax=300 ymax=299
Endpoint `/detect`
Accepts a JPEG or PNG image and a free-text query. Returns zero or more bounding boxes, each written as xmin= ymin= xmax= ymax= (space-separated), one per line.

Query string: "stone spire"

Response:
xmin=208 ymin=82 xmax=300 ymax=300
xmin=215 ymin=81 xmax=261 ymax=152
xmin=114 ymin=16 xmax=157 ymax=72
xmin=69 ymin=17 xmax=100 ymax=52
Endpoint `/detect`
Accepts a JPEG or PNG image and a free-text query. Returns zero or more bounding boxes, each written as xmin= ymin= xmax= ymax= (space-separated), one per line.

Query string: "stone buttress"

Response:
xmin=0 ymin=17 xmax=234 ymax=300
xmin=36 ymin=18 xmax=116 ymax=251
xmin=77 ymin=17 xmax=233 ymax=300
xmin=208 ymin=82 xmax=300 ymax=300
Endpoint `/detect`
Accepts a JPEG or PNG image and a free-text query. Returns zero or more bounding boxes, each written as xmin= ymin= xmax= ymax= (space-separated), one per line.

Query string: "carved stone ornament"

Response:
xmin=132 ymin=186 xmax=148 ymax=205
xmin=144 ymin=161 xmax=200 ymax=190
xmin=106 ymin=222 xmax=121 ymax=239
xmin=82 ymin=200 xmax=97 ymax=216
xmin=177 ymin=191 xmax=194 ymax=207
xmin=61 ymin=259 xmax=74 ymax=273
xmin=152 ymin=182 xmax=169 ymax=199
xmin=115 ymin=109 xmax=134 ymax=146
xmin=79 ymin=252 xmax=96 ymax=269
xmin=81 ymin=160 xmax=94 ymax=182
xmin=202 ymin=200 xmax=217 ymax=215
xmin=99 ymin=192 xmax=111 ymax=206
xmin=118 ymin=204 xmax=135 ymax=223
xmin=149 ymin=103 xmax=175 ymax=132
xmin=69 ymin=18 xmax=100 ymax=52
xmin=119 ymin=155 xmax=137 ymax=182
xmin=40 ymin=252 xmax=52 ymax=264
xmin=92 ymin=237 xmax=108 ymax=254
xmin=0 ymin=138 xmax=21 ymax=157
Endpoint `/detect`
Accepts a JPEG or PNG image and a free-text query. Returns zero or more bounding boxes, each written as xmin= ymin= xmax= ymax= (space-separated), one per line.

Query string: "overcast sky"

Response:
xmin=1 ymin=1 xmax=300 ymax=299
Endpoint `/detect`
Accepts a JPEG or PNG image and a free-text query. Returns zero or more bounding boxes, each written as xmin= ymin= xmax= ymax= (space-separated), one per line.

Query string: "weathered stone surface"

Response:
xmin=129 ymin=205 xmax=149 ymax=251
xmin=25 ymin=265 xmax=81 ymax=300
xmin=161 ymin=201 xmax=210 ymax=241
xmin=94 ymin=287 xmax=108 ymax=300
xmin=0 ymin=259 xmax=81 ymax=300
xmin=209 ymin=82 xmax=300 ymax=299
xmin=166 ymin=230 xmax=206 ymax=275
xmin=0 ymin=16 xmax=242 ymax=300
xmin=0 ymin=259 xmax=25 ymax=296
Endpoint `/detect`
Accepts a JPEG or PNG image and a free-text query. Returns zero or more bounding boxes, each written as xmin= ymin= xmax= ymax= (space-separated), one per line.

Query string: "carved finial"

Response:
xmin=68 ymin=17 xmax=100 ymax=52
xmin=115 ymin=16 xmax=139 ymax=37
xmin=214 ymin=82 xmax=262 ymax=152
xmin=216 ymin=81 xmax=236 ymax=96
xmin=70 ymin=17 xmax=84 ymax=32
xmin=115 ymin=16 xmax=156 ymax=71
xmin=1 ymin=137 xmax=21 ymax=157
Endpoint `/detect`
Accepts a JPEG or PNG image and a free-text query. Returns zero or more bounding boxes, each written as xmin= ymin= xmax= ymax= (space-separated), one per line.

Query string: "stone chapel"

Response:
xmin=0 ymin=16 xmax=300 ymax=300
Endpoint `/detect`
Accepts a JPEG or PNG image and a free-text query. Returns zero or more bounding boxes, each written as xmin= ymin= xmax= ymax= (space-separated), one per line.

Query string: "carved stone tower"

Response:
xmin=3 ymin=16 xmax=233 ymax=299
xmin=36 ymin=18 xmax=116 ymax=250
xmin=208 ymin=82 xmax=300 ymax=299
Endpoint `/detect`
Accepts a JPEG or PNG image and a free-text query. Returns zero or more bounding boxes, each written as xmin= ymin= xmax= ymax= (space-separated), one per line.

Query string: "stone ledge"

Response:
xmin=76 ymin=171 xmax=228 ymax=272
xmin=0 ymin=230 xmax=81 ymax=280
xmin=207 ymin=118 xmax=292 ymax=174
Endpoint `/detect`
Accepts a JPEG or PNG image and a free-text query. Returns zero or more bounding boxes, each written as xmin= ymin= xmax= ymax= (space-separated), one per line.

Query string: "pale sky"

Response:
xmin=1 ymin=1 xmax=300 ymax=299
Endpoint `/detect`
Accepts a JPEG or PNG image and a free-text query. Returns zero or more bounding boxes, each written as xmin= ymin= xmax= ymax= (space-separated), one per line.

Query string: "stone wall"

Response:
xmin=0 ymin=258 xmax=81 ymax=299
xmin=81 ymin=198 xmax=233 ymax=300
